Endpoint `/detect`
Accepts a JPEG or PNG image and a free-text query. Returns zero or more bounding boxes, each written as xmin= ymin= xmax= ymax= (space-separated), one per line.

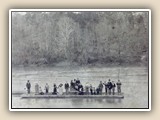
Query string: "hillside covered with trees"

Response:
xmin=12 ymin=11 xmax=149 ymax=66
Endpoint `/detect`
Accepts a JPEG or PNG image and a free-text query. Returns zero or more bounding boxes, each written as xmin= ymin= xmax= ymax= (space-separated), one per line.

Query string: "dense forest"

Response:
xmin=12 ymin=11 xmax=149 ymax=66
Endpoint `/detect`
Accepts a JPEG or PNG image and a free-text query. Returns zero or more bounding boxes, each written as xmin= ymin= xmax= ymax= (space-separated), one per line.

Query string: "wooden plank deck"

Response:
xmin=21 ymin=93 xmax=124 ymax=99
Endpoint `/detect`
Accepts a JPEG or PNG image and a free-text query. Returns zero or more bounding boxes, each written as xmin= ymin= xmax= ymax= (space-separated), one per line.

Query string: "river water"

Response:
xmin=12 ymin=66 xmax=148 ymax=108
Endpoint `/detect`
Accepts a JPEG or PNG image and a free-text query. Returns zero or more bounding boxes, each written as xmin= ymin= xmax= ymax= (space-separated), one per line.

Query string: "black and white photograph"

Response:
xmin=9 ymin=9 xmax=151 ymax=111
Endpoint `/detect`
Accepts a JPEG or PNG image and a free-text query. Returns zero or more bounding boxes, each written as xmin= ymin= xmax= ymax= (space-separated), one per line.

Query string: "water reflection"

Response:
xmin=71 ymin=98 xmax=84 ymax=107
xmin=69 ymin=97 xmax=122 ymax=108
xmin=105 ymin=98 xmax=115 ymax=103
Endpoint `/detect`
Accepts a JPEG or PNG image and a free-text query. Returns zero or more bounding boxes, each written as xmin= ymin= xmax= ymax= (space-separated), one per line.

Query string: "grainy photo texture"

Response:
xmin=9 ymin=9 xmax=151 ymax=111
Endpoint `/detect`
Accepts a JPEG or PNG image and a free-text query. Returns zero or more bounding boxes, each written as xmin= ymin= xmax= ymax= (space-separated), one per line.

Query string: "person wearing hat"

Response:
xmin=53 ymin=83 xmax=57 ymax=95
xmin=107 ymin=79 xmax=112 ymax=95
xmin=26 ymin=80 xmax=31 ymax=94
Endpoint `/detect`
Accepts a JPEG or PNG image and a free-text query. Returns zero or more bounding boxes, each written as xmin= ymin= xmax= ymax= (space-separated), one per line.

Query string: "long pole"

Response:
xmin=118 ymin=37 xmax=120 ymax=80
xmin=118 ymin=32 xmax=126 ymax=80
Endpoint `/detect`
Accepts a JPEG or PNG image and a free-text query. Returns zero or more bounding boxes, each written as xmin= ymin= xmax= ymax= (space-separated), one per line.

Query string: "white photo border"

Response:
xmin=9 ymin=9 xmax=151 ymax=111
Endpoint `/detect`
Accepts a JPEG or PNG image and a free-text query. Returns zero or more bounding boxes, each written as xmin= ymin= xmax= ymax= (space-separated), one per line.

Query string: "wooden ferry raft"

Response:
xmin=21 ymin=93 xmax=124 ymax=99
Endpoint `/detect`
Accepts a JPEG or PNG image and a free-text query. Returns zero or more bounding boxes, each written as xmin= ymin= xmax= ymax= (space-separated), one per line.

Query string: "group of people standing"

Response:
xmin=68 ymin=79 xmax=122 ymax=95
xmin=26 ymin=79 xmax=122 ymax=95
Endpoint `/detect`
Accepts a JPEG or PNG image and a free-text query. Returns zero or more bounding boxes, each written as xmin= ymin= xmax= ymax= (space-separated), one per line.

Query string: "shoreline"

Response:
xmin=12 ymin=62 xmax=148 ymax=69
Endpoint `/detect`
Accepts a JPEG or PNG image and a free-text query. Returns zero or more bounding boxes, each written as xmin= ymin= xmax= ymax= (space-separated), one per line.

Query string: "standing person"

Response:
xmin=35 ymin=83 xmax=39 ymax=94
xmin=107 ymin=79 xmax=112 ymax=95
xmin=64 ymin=82 xmax=69 ymax=95
xmin=98 ymin=81 xmax=103 ymax=95
xmin=90 ymin=84 xmax=93 ymax=95
xmin=85 ymin=82 xmax=90 ymax=95
xmin=45 ymin=83 xmax=49 ymax=94
xmin=73 ymin=79 xmax=76 ymax=89
xmin=53 ymin=84 xmax=57 ymax=95
xmin=116 ymin=80 xmax=122 ymax=94
xmin=58 ymin=84 xmax=63 ymax=95
xmin=26 ymin=80 xmax=31 ymax=94
xmin=103 ymin=81 xmax=108 ymax=95
xmin=70 ymin=80 xmax=74 ymax=91
xmin=112 ymin=81 xmax=116 ymax=95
